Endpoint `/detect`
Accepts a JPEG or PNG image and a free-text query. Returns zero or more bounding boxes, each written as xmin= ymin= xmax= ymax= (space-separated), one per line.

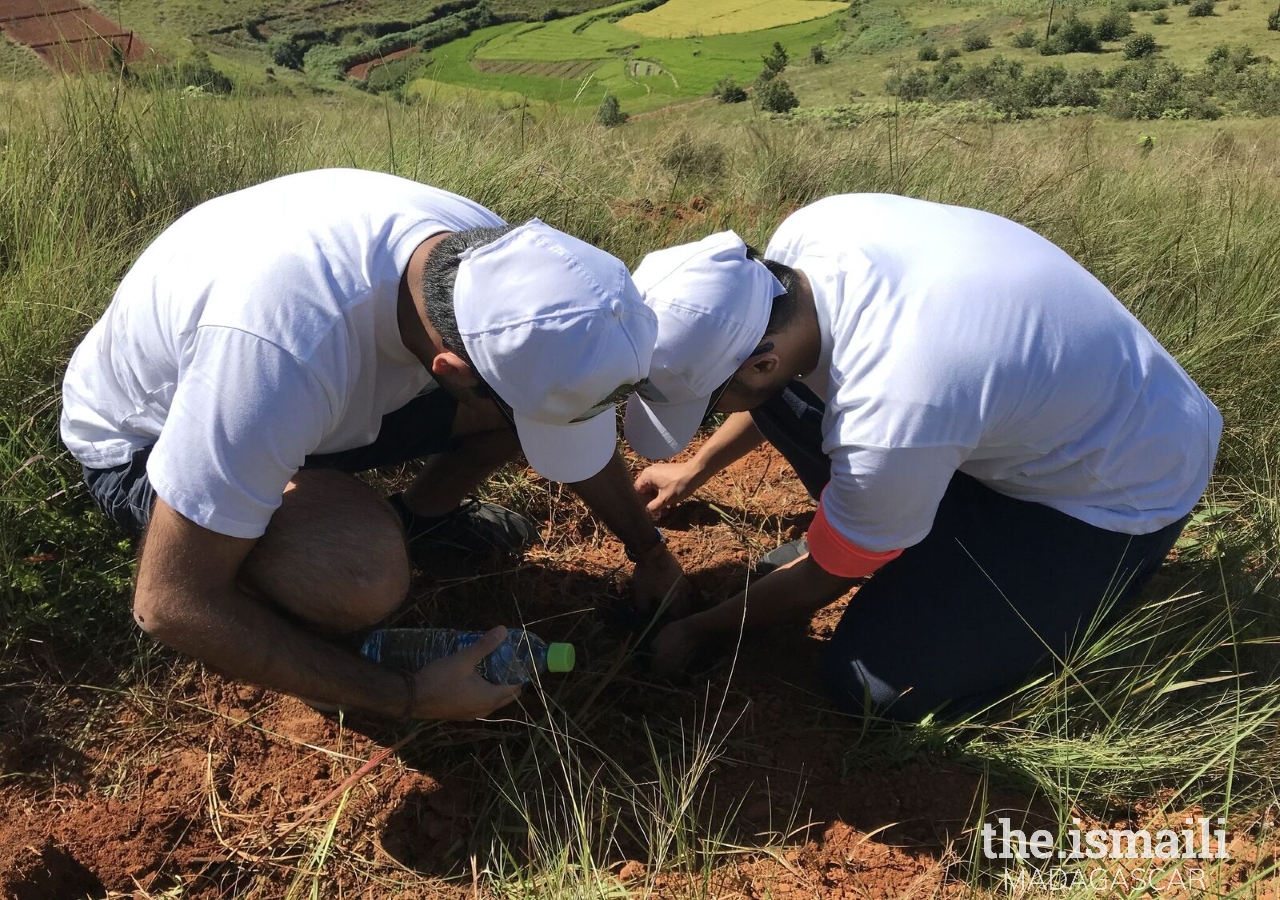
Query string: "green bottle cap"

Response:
xmin=546 ymin=642 xmax=575 ymax=673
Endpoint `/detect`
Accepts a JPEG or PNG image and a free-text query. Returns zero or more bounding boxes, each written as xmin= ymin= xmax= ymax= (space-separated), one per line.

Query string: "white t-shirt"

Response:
xmin=61 ymin=168 xmax=504 ymax=538
xmin=764 ymin=194 xmax=1221 ymax=561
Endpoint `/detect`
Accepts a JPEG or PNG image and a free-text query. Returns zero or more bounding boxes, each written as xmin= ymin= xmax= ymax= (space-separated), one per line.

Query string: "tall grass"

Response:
xmin=3 ymin=77 xmax=1280 ymax=895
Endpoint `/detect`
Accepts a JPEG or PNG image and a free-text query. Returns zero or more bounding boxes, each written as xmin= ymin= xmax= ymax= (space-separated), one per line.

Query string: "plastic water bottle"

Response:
xmin=360 ymin=628 xmax=575 ymax=686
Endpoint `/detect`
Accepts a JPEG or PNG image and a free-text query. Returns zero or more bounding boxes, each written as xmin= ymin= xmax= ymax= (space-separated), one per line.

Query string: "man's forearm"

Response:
xmin=686 ymin=411 xmax=765 ymax=487
xmin=570 ymin=450 xmax=665 ymax=554
xmin=140 ymin=584 xmax=409 ymax=717
xmin=688 ymin=554 xmax=856 ymax=636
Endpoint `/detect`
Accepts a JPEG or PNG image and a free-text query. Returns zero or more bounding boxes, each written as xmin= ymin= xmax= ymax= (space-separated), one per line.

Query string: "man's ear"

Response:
xmin=738 ymin=349 xmax=781 ymax=381
xmin=431 ymin=350 xmax=477 ymax=383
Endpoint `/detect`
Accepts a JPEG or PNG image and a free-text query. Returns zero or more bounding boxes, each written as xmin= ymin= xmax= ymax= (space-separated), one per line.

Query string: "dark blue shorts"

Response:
xmin=751 ymin=381 xmax=1192 ymax=721
xmin=82 ymin=385 xmax=458 ymax=538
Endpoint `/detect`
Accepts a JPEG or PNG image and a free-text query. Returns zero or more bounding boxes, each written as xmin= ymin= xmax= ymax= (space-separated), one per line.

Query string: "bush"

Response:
xmin=1152 ymin=10 xmax=1169 ymax=23
xmin=918 ymin=42 xmax=940 ymax=60
xmin=596 ymin=92 xmax=628 ymax=127
xmin=1268 ymin=6 xmax=1279 ymax=28
xmin=1125 ymin=32 xmax=1158 ymax=57
xmin=756 ymin=76 xmax=799 ymax=112
xmin=711 ymin=75 xmax=747 ymax=103
xmin=1041 ymin=14 xmax=1101 ymax=53
xmin=1012 ymin=29 xmax=1037 ymax=48
xmin=962 ymin=32 xmax=992 ymax=51
xmin=941 ymin=46 xmax=961 ymax=60
xmin=810 ymin=44 xmax=828 ymax=64
xmin=1096 ymin=7 xmax=1135 ymax=39
xmin=268 ymin=35 xmax=305 ymax=70
xmin=1188 ymin=0 xmax=1215 ymax=15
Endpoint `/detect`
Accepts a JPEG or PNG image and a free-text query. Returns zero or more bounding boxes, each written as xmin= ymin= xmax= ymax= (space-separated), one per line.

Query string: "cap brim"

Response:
xmin=514 ymin=407 xmax=618 ymax=483
xmin=624 ymin=393 xmax=710 ymax=460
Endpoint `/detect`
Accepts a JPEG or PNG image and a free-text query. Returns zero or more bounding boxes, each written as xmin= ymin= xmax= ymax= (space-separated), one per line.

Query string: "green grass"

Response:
xmin=3 ymin=77 xmax=1280 ymax=897
xmin=0 ymin=35 xmax=47 ymax=81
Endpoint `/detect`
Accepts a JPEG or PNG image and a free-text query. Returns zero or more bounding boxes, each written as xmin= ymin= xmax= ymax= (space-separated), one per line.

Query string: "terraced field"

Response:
xmin=617 ymin=0 xmax=848 ymax=38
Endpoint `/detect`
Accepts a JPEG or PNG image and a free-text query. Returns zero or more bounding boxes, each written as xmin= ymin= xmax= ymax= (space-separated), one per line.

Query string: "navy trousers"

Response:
xmin=751 ymin=382 xmax=1189 ymax=721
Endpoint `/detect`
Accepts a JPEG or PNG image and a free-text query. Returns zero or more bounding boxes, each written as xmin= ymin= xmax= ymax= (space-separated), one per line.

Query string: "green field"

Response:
xmin=618 ymin=0 xmax=849 ymax=37
xmin=406 ymin=3 xmax=844 ymax=112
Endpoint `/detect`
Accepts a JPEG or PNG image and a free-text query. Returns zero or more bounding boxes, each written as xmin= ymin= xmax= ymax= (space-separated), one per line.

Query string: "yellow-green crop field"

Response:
xmin=616 ymin=0 xmax=848 ymax=38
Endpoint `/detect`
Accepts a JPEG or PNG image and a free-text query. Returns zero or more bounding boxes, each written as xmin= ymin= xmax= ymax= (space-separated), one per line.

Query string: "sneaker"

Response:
xmin=389 ymin=494 xmax=539 ymax=555
xmin=753 ymin=537 xmax=808 ymax=576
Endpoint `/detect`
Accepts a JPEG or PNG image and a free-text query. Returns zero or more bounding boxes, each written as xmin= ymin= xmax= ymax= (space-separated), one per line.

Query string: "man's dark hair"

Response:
xmin=421 ymin=224 xmax=517 ymax=363
xmin=745 ymin=245 xmax=799 ymax=336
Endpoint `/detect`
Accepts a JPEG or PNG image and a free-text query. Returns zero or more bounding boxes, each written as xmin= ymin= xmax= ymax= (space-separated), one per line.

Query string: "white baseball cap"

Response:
xmin=624 ymin=231 xmax=784 ymax=460
xmin=454 ymin=219 xmax=656 ymax=483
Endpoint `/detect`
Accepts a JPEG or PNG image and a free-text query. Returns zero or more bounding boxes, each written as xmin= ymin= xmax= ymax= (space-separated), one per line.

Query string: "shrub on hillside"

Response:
xmin=1012 ymin=29 xmax=1037 ymax=48
xmin=963 ymin=33 xmax=992 ymax=51
xmin=269 ymin=35 xmax=305 ymax=70
xmin=1040 ymin=15 xmax=1101 ymax=53
xmin=941 ymin=46 xmax=961 ymax=60
xmin=1095 ymin=7 xmax=1135 ymax=39
xmin=757 ymin=77 xmax=799 ymax=112
xmin=810 ymin=44 xmax=828 ymax=64
xmin=918 ymin=43 xmax=940 ymax=60
xmin=711 ymin=75 xmax=748 ymax=103
xmin=1188 ymin=0 xmax=1215 ymax=15
xmin=1269 ymin=6 xmax=1279 ymax=28
xmin=1152 ymin=11 xmax=1170 ymax=23
xmin=596 ymin=92 xmax=628 ymax=127
xmin=1125 ymin=32 xmax=1158 ymax=57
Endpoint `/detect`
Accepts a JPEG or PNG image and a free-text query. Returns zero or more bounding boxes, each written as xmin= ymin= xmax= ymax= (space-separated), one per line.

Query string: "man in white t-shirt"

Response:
xmin=61 ymin=168 xmax=685 ymax=721
xmin=626 ymin=195 xmax=1221 ymax=720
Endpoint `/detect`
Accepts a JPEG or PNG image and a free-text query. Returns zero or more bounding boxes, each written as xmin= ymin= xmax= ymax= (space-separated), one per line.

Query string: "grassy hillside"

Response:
xmin=1 ymin=76 xmax=1279 ymax=897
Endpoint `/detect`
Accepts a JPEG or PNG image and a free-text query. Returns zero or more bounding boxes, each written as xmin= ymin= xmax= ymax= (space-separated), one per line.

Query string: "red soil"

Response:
xmin=1 ymin=446 xmax=1275 ymax=898
xmin=0 ymin=0 xmax=151 ymax=73
xmin=346 ymin=46 xmax=420 ymax=80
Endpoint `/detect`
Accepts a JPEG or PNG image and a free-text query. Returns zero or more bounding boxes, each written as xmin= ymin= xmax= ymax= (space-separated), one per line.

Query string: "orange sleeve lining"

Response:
xmin=806 ymin=495 xmax=902 ymax=578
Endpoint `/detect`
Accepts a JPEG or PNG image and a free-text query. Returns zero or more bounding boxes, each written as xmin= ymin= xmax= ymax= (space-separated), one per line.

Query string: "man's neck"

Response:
xmin=791 ymin=268 xmax=823 ymax=379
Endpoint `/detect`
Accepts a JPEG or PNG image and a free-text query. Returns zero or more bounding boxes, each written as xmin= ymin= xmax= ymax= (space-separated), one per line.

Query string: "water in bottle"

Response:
xmin=361 ymin=627 xmax=575 ymax=686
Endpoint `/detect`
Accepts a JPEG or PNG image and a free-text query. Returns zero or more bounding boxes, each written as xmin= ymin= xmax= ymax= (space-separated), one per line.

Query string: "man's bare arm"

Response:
xmin=133 ymin=499 xmax=518 ymax=719
xmin=634 ymin=411 xmax=765 ymax=516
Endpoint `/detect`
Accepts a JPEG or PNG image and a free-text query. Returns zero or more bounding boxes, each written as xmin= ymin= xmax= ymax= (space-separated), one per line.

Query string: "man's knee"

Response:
xmin=241 ymin=469 xmax=409 ymax=632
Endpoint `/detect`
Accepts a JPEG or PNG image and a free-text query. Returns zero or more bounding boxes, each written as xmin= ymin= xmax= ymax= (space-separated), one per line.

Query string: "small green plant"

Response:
xmin=711 ymin=75 xmax=747 ymax=103
xmin=756 ymin=76 xmax=799 ymax=112
xmin=595 ymin=92 xmax=628 ymax=127
xmin=1012 ymin=28 xmax=1037 ymax=48
xmin=1188 ymin=0 xmax=1215 ymax=16
xmin=1125 ymin=32 xmax=1158 ymax=57
xmin=1152 ymin=10 xmax=1170 ymax=23
xmin=962 ymin=32 xmax=992 ymax=51
xmin=918 ymin=42 xmax=940 ymax=60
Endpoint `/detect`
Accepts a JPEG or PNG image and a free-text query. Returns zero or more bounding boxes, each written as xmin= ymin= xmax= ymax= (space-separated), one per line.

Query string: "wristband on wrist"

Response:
xmin=625 ymin=527 xmax=666 ymax=564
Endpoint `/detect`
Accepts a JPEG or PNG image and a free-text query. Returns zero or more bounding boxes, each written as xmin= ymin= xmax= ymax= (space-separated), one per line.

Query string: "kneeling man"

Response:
xmin=628 ymin=195 xmax=1221 ymax=720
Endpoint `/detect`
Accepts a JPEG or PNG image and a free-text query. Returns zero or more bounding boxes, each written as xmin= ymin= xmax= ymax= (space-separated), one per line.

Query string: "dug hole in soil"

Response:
xmin=2 ymin=446 xmax=1273 ymax=898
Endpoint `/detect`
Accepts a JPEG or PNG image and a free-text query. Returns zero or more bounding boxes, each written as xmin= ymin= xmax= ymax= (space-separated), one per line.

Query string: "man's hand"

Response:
xmin=632 ymin=546 xmax=694 ymax=617
xmin=634 ymin=462 xmax=702 ymax=518
xmin=412 ymin=626 xmax=523 ymax=720
xmin=650 ymin=616 xmax=708 ymax=677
